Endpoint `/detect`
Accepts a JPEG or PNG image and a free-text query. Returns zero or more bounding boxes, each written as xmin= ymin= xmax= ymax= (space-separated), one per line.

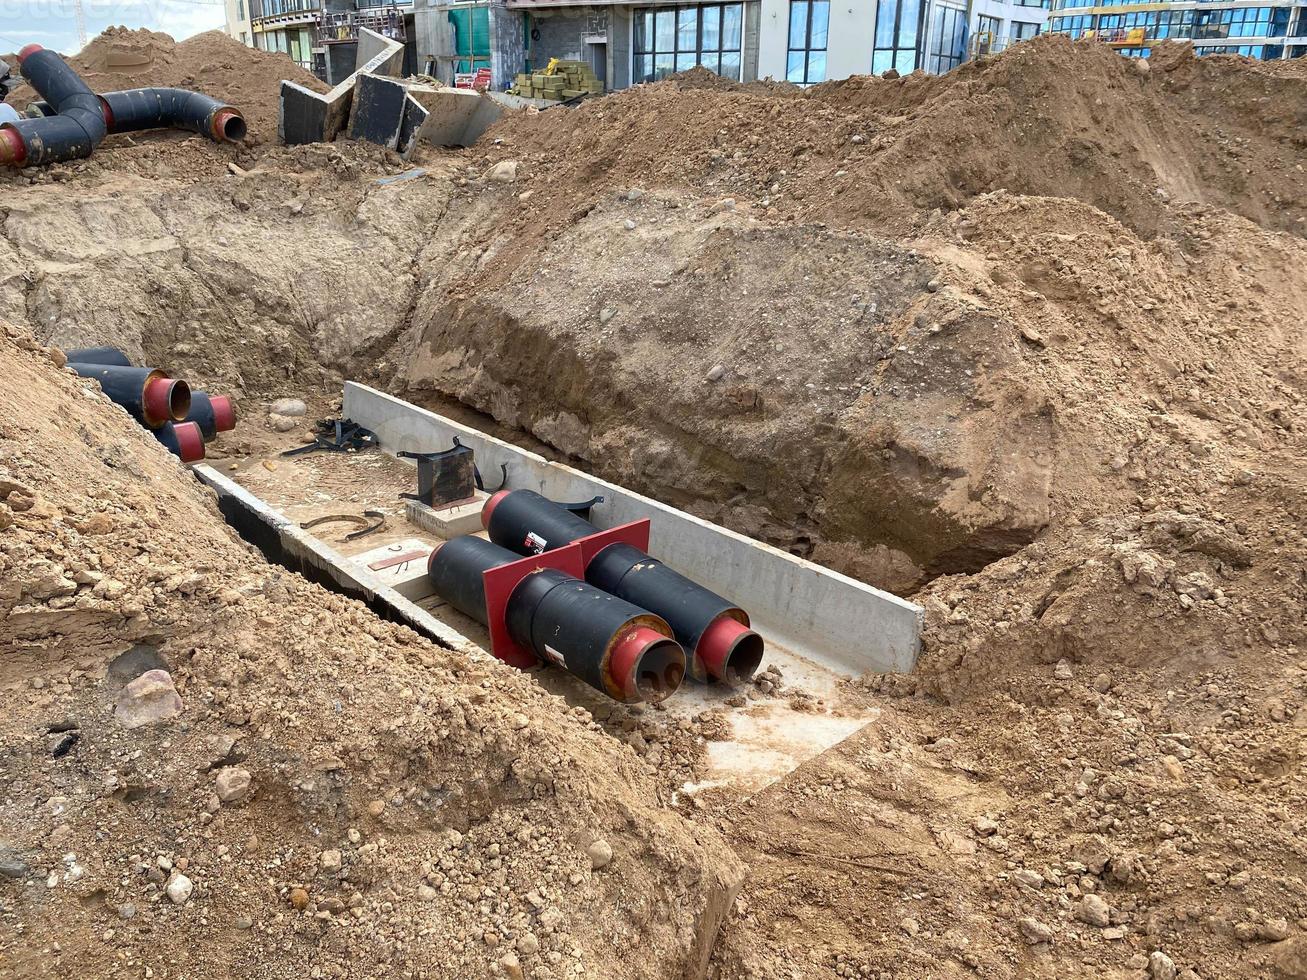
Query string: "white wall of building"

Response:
xmin=224 ymin=0 xmax=254 ymax=46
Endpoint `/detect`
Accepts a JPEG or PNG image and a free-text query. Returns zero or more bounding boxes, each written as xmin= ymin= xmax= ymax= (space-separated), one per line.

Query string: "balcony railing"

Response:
xmin=250 ymin=0 xmax=318 ymax=22
xmin=314 ymin=6 xmax=407 ymax=43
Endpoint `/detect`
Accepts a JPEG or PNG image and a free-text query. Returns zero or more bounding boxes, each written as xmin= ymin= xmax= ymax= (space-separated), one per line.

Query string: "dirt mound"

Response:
xmin=0 ymin=320 xmax=740 ymax=977
xmin=490 ymin=34 xmax=1307 ymax=240
xmin=5 ymin=28 xmax=325 ymax=142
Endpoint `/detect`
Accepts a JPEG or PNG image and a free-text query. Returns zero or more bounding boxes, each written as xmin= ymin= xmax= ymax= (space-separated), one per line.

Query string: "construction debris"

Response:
xmin=508 ymin=58 xmax=606 ymax=102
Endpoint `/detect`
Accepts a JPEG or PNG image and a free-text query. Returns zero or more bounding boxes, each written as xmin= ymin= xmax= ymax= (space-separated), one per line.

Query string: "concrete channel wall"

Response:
xmin=343 ymin=383 xmax=923 ymax=675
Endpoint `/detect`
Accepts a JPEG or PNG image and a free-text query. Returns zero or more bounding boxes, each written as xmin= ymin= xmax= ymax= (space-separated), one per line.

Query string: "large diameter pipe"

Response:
xmin=27 ymin=87 xmax=246 ymax=143
xmin=70 ymin=363 xmax=190 ymax=429
xmin=427 ymin=536 xmax=686 ymax=703
xmin=185 ymin=391 xmax=237 ymax=442
xmin=65 ymin=346 xmax=133 ymax=367
xmin=154 ymin=420 xmax=205 ymax=463
xmin=0 ymin=45 xmax=107 ymax=166
xmin=483 ymin=489 xmax=764 ymax=684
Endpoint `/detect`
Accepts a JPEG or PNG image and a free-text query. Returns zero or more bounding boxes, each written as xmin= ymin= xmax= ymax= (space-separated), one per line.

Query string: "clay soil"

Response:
xmin=3 ymin=27 xmax=1306 ymax=980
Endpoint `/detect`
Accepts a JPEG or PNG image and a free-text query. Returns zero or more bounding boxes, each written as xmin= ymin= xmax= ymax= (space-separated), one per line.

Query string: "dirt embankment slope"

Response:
xmin=0 ymin=322 xmax=740 ymax=978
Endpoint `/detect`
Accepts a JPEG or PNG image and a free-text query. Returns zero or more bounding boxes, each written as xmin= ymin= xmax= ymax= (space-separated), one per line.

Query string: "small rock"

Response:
xmin=417 ymin=884 xmax=436 ymax=901
xmin=706 ymin=364 xmax=726 ymax=382
xmin=1103 ymin=926 xmax=1127 ymax=940
xmin=709 ymin=197 xmax=736 ymax=214
xmin=926 ymin=278 xmax=941 ymax=292
xmin=234 ymin=915 xmax=254 ymax=930
xmin=114 ymin=670 xmax=183 ymax=729
xmin=1019 ymin=917 xmax=1054 ymax=944
xmin=623 ymin=219 xmax=637 ymax=231
xmin=215 ymin=767 xmax=252 ymax=804
xmin=626 ymin=188 xmax=644 ymax=201
xmin=500 ymin=953 xmax=524 ymax=980
xmin=851 ymin=134 xmax=866 ymax=144
xmin=512 ymin=713 xmax=529 ymax=730
xmin=105 ymin=645 xmax=168 ymax=687
xmin=320 ymin=849 xmax=343 ymax=873
xmin=900 ymin=917 xmax=920 ymax=937
xmin=0 ymin=844 xmax=29 ymax=880
xmin=1020 ymin=325 xmax=1046 ymax=347
xmin=1149 ymin=951 xmax=1177 ymax=980
xmin=973 ymin=816 xmax=999 ymax=837
xmin=269 ymin=397 xmax=306 ymax=417
xmin=1260 ymin=918 xmax=1292 ymax=942
xmin=599 ymin=307 xmax=617 ymax=324
xmin=518 ymin=932 xmax=540 ymax=954
xmin=166 ymin=873 xmax=193 ymax=905
xmin=1076 ymin=893 xmax=1111 ymax=928
xmin=587 ymin=839 xmax=613 ymax=870
xmin=289 ymin=887 xmax=310 ymax=910
xmin=486 ymin=160 xmax=518 ymax=183
xmin=1093 ymin=673 xmax=1112 ymax=693
xmin=1012 ymin=868 xmax=1044 ymax=888
xmin=117 ymin=903 xmax=136 ymax=920
xmin=268 ymin=414 xmax=298 ymax=433
xmin=1134 ymin=57 xmax=1151 ymax=76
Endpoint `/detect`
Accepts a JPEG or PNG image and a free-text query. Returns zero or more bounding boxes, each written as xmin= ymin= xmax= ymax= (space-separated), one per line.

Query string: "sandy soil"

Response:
xmin=1 ymin=26 xmax=1305 ymax=980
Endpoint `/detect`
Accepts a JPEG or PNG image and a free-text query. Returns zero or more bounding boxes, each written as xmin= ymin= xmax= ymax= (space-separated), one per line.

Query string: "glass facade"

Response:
xmin=1045 ymin=0 xmax=1307 ymax=58
xmin=634 ymin=4 xmax=744 ymax=82
xmin=873 ymin=0 xmax=926 ymax=74
xmin=926 ymin=3 xmax=968 ymax=72
xmin=1011 ymin=18 xmax=1042 ymax=39
xmin=787 ymin=0 xmax=831 ymax=84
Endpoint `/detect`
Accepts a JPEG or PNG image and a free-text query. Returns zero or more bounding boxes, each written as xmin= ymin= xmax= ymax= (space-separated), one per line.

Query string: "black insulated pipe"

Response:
xmin=0 ymin=45 xmax=107 ymax=167
xmin=28 ymin=88 xmax=246 ymax=144
xmin=65 ymin=346 xmax=133 ymax=367
xmin=69 ymin=363 xmax=190 ymax=429
xmin=426 ymin=536 xmax=686 ymax=703
xmin=483 ymin=489 xmax=764 ymax=684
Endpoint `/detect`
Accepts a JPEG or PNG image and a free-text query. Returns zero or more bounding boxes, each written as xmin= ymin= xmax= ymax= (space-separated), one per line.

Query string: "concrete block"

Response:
xmin=349 ymin=537 xmax=434 ymax=601
xmin=408 ymin=87 xmax=503 ymax=149
xmin=398 ymin=93 xmax=429 ymax=160
xmin=405 ymin=492 xmax=489 ymax=539
xmin=349 ymin=73 xmax=409 ymax=150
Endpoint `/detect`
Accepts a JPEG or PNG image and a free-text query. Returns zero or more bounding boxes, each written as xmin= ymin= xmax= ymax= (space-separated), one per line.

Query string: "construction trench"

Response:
xmin=3 ymin=24 xmax=1307 ymax=980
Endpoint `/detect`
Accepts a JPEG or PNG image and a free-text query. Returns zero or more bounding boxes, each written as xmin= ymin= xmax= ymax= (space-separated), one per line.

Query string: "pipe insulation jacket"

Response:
xmin=483 ymin=489 xmax=765 ymax=684
xmin=0 ymin=45 xmax=107 ymax=166
xmin=65 ymin=346 xmax=134 ymax=367
xmin=427 ymin=536 xmax=686 ymax=703
xmin=69 ymin=363 xmax=190 ymax=429
xmin=26 ymin=87 xmax=246 ymax=144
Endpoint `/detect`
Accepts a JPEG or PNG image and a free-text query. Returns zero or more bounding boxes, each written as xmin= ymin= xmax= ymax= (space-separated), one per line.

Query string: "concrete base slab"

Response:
xmin=348 ymin=537 xmax=434 ymax=600
xmin=405 ymin=491 xmax=489 ymax=538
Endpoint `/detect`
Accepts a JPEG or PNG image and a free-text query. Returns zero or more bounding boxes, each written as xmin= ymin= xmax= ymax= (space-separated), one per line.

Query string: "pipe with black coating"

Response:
xmin=426 ymin=536 xmax=686 ymax=703
xmin=185 ymin=391 xmax=237 ymax=442
xmin=65 ymin=346 xmax=133 ymax=367
xmin=154 ymin=421 xmax=206 ymax=463
xmin=26 ymin=87 xmax=246 ymax=144
xmin=0 ymin=45 xmax=107 ymax=167
xmin=482 ymin=488 xmax=764 ymax=684
xmin=69 ymin=363 xmax=190 ymax=429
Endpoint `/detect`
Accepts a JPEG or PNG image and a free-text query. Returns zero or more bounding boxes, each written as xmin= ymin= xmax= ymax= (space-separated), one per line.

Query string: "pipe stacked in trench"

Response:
xmin=0 ymin=44 xmax=245 ymax=167
xmin=483 ymin=490 xmax=765 ymax=685
xmin=66 ymin=347 xmax=237 ymax=463
xmin=426 ymin=536 xmax=687 ymax=704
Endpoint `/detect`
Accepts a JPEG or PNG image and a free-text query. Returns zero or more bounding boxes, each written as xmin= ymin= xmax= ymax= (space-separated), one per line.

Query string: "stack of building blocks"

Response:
xmin=509 ymin=60 xmax=605 ymax=101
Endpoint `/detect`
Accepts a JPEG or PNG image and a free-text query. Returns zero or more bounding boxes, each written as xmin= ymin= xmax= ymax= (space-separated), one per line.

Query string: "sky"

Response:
xmin=1 ymin=0 xmax=224 ymax=56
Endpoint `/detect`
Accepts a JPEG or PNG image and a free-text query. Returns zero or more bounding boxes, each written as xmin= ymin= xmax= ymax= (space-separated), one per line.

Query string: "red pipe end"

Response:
xmin=211 ymin=109 xmax=247 ymax=143
xmin=143 ymin=375 xmax=191 ymax=427
xmin=100 ymin=96 xmax=115 ymax=130
xmin=0 ymin=127 xmax=25 ymax=167
xmin=610 ymin=625 xmax=685 ymax=703
xmin=427 ymin=540 xmax=444 ymax=575
xmin=17 ymin=44 xmax=43 ymax=64
xmin=170 ymin=421 xmax=206 ymax=463
xmin=208 ymin=394 xmax=236 ymax=432
xmin=482 ymin=489 xmax=511 ymax=529
xmin=697 ymin=614 xmax=765 ymax=684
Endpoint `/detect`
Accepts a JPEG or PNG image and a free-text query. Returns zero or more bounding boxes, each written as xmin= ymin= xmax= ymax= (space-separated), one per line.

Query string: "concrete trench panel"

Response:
xmin=398 ymin=94 xmax=430 ymax=159
xmin=409 ymin=87 xmax=504 ymax=149
xmin=349 ymin=73 xmax=409 ymax=150
xmin=280 ymin=28 xmax=403 ymax=146
xmin=355 ymin=26 xmax=404 ymax=76
xmin=342 ymin=383 xmax=924 ymax=676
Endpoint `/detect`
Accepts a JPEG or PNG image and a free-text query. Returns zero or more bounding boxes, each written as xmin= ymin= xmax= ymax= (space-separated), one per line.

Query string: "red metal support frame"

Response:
xmin=482 ymin=543 xmax=586 ymax=669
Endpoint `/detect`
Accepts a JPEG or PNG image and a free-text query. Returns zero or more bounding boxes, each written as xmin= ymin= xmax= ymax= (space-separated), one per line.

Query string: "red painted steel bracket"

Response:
xmin=572 ymin=519 xmax=651 ymax=569
xmin=482 ymin=543 xmax=586 ymax=669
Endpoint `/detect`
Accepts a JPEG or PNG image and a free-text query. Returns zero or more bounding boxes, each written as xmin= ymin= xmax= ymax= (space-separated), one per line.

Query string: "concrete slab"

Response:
xmin=408 ymin=87 xmax=503 ymax=148
xmin=191 ymin=464 xmax=479 ymax=655
xmin=405 ymin=492 xmax=489 ymax=538
xmin=348 ymin=73 xmax=409 ymax=150
xmin=349 ymin=537 xmax=435 ymax=600
xmin=487 ymin=91 xmax=557 ymax=111
xmin=398 ymin=94 xmax=429 ymax=159
xmin=342 ymin=383 xmax=924 ymax=676
xmin=355 ymin=26 xmax=403 ymax=76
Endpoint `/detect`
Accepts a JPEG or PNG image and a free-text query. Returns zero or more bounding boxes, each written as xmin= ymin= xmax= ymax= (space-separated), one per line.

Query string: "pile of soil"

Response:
xmin=0 ymin=321 xmax=740 ymax=978
xmin=4 ymin=28 xmax=326 ymax=143
xmin=1 ymin=27 xmax=1305 ymax=980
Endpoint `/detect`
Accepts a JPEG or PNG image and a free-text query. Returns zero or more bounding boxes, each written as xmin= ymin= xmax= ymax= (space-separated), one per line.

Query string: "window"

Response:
xmin=1049 ymin=13 xmax=1095 ymax=37
xmin=1010 ymin=19 xmax=1040 ymax=40
xmin=237 ymin=0 xmax=245 ymax=18
xmin=787 ymin=0 xmax=829 ymax=84
xmin=1193 ymin=7 xmax=1287 ymax=40
xmin=634 ymin=4 xmax=744 ymax=82
xmin=1015 ymin=0 xmax=1048 ymax=7
xmin=926 ymin=3 xmax=966 ymax=73
xmin=873 ymin=0 xmax=925 ymax=74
